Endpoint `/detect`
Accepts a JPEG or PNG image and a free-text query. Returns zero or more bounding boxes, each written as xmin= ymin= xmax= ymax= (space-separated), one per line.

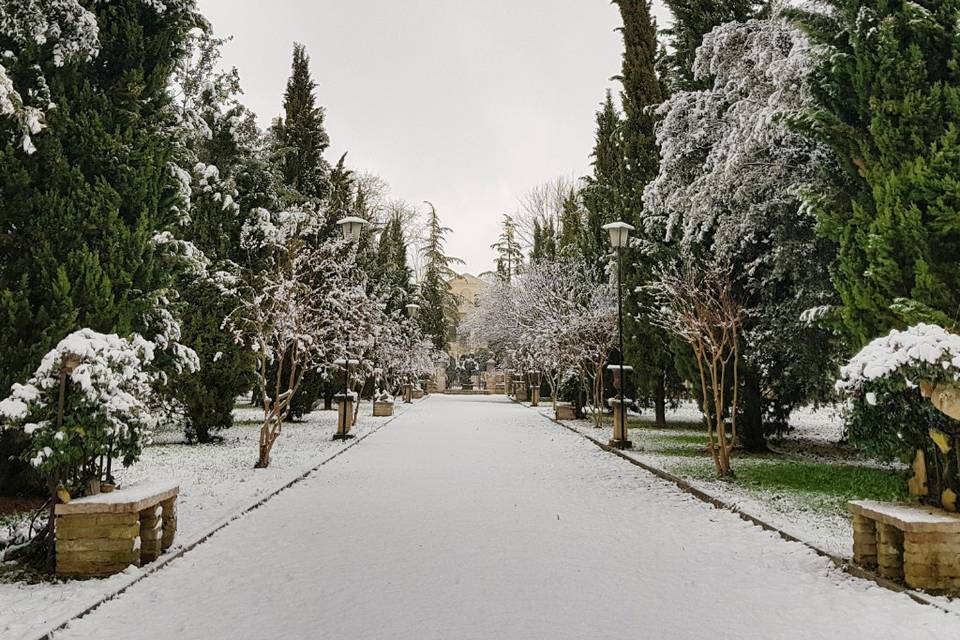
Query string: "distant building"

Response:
xmin=447 ymin=273 xmax=490 ymax=357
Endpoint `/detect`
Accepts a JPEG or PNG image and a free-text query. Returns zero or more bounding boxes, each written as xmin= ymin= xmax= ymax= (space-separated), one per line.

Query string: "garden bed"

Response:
xmin=0 ymin=401 xmax=399 ymax=640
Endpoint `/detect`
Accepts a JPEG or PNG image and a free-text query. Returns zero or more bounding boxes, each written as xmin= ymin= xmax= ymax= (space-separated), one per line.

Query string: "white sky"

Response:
xmin=197 ymin=1 xmax=671 ymax=275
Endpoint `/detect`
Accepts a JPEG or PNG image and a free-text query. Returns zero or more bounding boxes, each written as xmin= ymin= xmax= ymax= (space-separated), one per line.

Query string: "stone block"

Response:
xmin=56 ymin=538 xmax=137 ymax=554
xmin=56 ymin=523 xmax=140 ymax=541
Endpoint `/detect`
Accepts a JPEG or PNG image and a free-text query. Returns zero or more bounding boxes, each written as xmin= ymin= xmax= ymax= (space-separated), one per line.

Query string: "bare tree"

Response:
xmin=649 ymin=260 xmax=744 ymax=477
xmin=514 ymin=175 xmax=583 ymax=248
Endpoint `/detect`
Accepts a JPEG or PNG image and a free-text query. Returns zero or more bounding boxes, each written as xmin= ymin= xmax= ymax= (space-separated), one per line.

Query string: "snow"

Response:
xmin=554 ymin=401 xmax=868 ymax=560
xmin=34 ymin=396 xmax=960 ymax=638
xmin=837 ymin=323 xmax=960 ymax=392
xmin=0 ymin=400 xmax=404 ymax=640
xmin=55 ymin=480 xmax=178 ymax=512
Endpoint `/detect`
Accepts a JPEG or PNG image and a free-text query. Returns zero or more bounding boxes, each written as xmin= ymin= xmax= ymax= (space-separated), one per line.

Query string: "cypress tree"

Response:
xmin=581 ymin=91 xmax=625 ymax=271
xmin=376 ymin=213 xmax=415 ymax=314
xmin=272 ymin=43 xmax=331 ymax=202
xmin=612 ymin=0 xmax=678 ymax=427
xmin=792 ymin=0 xmax=960 ymax=346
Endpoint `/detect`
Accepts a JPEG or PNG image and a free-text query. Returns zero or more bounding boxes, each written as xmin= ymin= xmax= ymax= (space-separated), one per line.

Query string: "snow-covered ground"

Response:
xmin=45 ymin=396 xmax=960 ymax=638
xmin=551 ymin=402 xmax=864 ymax=559
xmin=0 ymin=400 xmax=404 ymax=640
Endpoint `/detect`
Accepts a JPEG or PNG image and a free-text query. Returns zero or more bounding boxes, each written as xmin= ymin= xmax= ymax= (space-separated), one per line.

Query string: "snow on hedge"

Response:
xmin=836 ymin=323 xmax=960 ymax=393
xmin=0 ymin=329 xmax=167 ymax=473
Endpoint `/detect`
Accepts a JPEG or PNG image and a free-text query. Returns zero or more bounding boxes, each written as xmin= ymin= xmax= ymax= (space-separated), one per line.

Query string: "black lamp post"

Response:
xmin=332 ymin=216 xmax=368 ymax=441
xmin=603 ymin=221 xmax=635 ymax=450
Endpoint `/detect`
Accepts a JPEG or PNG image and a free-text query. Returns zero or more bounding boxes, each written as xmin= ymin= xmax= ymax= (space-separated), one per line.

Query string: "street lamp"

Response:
xmin=333 ymin=216 xmax=368 ymax=441
xmin=403 ymin=302 xmax=420 ymax=403
xmin=603 ymin=221 xmax=636 ymax=450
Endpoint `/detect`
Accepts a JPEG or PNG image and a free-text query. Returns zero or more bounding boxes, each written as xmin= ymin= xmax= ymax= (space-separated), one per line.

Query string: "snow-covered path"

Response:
xmin=54 ymin=396 xmax=959 ymax=639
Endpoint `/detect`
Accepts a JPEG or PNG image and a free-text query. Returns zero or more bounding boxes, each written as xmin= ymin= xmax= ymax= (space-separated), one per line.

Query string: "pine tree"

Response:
xmin=272 ymin=43 xmax=331 ymax=202
xmin=492 ymin=215 xmax=525 ymax=279
xmin=558 ymin=190 xmax=583 ymax=251
xmin=661 ymin=0 xmax=759 ymax=90
xmin=376 ymin=213 xmax=415 ymax=314
xmin=419 ymin=203 xmax=463 ymax=350
xmin=612 ymin=0 xmax=678 ymax=427
xmin=0 ymin=0 xmax=201 ymax=484
xmin=581 ymin=91 xmax=624 ymax=271
xmin=792 ymin=0 xmax=960 ymax=346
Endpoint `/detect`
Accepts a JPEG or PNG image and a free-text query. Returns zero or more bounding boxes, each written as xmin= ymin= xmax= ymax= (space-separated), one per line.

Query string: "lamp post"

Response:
xmin=603 ymin=221 xmax=636 ymax=450
xmin=403 ymin=303 xmax=420 ymax=403
xmin=333 ymin=216 xmax=368 ymax=441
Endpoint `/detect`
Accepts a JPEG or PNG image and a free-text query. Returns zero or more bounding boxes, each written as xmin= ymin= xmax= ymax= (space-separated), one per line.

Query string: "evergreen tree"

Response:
xmin=272 ymin=43 xmax=331 ymax=202
xmin=792 ymin=0 xmax=960 ymax=346
xmin=493 ymin=215 xmax=525 ymax=279
xmin=0 ymin=0 xmax=201 ymax=484
xmin=558 ymin=190 xmax=583 ymax=251
xmin=661 ymin=0 xmax=760 ymax=90
xmin=613 ymin=0 xmax=678 ymax=427
xmin=419 ymin=203 xmax=463 ymax=350
xmin=581 ymin=91 xmax=625 ymax=271
xmin=376 ymin=213 xmax=415 ymax=314
xmin=168 ymin=29 xmax=265 ymax=442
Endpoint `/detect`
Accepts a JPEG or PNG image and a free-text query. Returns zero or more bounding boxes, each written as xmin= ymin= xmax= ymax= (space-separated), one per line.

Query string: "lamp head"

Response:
xmin=336 ymin=216 xmax=369 ymax=244
xmin=602 ymin=221 xmax=635 ymax=249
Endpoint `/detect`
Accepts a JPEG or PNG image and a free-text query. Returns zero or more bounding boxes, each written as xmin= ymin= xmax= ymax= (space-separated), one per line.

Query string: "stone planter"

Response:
xmin=514 ymin=382 xmax=528 ymax=402
xmin=373 ymin=401 xmax=394 ymax=417
xmin=555 ymin=404 xmax=577 ymax=421
xmin=413 ymin=388 xmax=425 ymax=400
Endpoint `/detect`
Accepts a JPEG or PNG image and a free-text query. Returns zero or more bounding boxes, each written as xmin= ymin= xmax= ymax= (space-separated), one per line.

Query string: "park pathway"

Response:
xmin=55 ymin=396 xmax=960 ymax=639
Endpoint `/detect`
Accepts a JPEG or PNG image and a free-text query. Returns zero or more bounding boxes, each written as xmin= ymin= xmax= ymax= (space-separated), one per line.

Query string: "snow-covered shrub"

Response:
xmin=0 ymin=329 xmax=166 ymax=494
xmin=837 ymin=323 xmax=960 ymax=507
xmin=374 ymin=389 xmax=394 ymax=404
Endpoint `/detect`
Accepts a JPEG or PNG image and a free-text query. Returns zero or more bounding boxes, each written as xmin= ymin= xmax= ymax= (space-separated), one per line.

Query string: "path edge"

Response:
xmin=34 ymin=400 xmax=421 ymax=640
xmin=516 ymin=399 xmax=950 ymax=613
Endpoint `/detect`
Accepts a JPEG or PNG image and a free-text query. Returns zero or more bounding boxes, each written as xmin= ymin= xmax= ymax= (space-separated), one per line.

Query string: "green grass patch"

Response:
xmin=674 ymin=459 xmax=908 ymax=506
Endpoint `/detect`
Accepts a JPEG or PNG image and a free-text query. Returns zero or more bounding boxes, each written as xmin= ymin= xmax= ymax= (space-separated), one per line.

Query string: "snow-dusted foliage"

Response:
xmin=837 ymin=324 xmax=960 ymax=503
xmin=642 ymin=10 xmax=840 ymax=436
xmin=229 ymin=210 xmax=389 ymax=467
xmin=644 ymin=12 xmax=826 ymax=252
xmin=0 ymin=329 xmax=179 ymax=490
xmin=466 ymin=257 xmax=616 ymax=420
xmin=0 ymin=0 xmax=99 ymax=152
xmin=367 ymin=312 xmax=438 ymax=396
xmin=837 ymin=324 xmax=960 ymax=395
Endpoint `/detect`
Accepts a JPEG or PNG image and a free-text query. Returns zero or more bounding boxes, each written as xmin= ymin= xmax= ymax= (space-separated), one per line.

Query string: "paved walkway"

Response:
xmin=55 ymin=396 xmax=960 ymax=639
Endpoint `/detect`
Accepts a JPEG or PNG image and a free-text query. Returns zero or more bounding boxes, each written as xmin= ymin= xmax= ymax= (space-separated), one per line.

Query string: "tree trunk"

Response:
xmin=738 ymin=368 xmax=767 ymax=453
xmin=654 ymin=370 xmax=667 ymax=428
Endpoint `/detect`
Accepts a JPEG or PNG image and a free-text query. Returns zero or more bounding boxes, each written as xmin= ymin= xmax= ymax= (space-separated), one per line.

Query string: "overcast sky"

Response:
xmin=197 ymin=1 xmax=671 ymax=275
